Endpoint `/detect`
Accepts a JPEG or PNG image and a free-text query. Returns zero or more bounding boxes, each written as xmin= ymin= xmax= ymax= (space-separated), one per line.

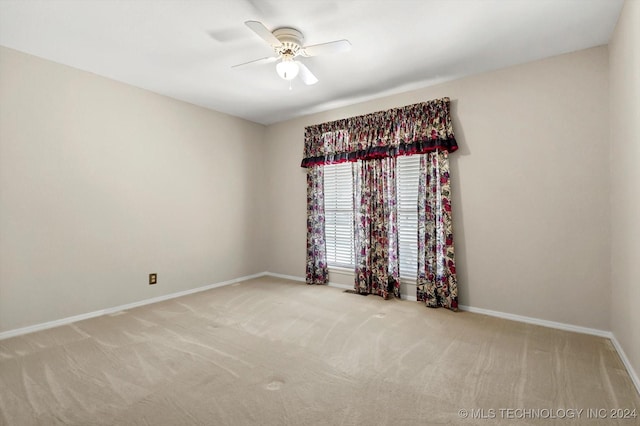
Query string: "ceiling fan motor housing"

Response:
xmin=273 ymin=28 xmax=303 ymax=57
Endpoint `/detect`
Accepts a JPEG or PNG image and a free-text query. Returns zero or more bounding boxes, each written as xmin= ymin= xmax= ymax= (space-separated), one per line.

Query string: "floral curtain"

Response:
xmin=302 ymin=97 xmax=458 ymax=306
xmin=417 ymin=151 xmax=458 ymax=310
xmin=354 ymin=157 xmax=400 ymax=298
xmin=305 ymin=166 xmax=329 ymax=285
xmin=301 ymin=98 xmax=457 ymax=168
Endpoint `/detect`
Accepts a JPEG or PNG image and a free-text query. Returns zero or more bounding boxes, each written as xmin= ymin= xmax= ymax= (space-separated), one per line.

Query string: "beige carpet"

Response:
xmin=0 ymin=276 xmax=638 ymax=425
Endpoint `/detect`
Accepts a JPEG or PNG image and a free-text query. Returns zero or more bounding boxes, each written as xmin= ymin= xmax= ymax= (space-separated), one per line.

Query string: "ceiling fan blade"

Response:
xmin=232 ymin=56 xmax=278 ymax=68
xmin=244 ymin=20 xmax=281 ymax=47
xmin=301 ymin=39 xmax=351 ymax=57
xmin=296 ymin=61 xmax=319 ymax=85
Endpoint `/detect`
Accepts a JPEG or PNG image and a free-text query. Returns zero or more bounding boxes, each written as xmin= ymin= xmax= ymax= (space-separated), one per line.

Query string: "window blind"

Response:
xmin=397 ymin=155 xmax=420 ymax=280
xmin=323 ymin=162 xmax=355 ymax=267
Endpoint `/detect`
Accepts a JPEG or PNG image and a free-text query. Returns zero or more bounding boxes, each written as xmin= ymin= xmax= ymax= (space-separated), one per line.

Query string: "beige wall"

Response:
xmin=0 ymin=46 xmax=267 ymax=332
xmin=265 ymin=46 xmax=611 ymax=330
xmin=609 ymin=0 xmax=640 ymax=386
xmin=0 ymin=42 xmax=617 ymax=336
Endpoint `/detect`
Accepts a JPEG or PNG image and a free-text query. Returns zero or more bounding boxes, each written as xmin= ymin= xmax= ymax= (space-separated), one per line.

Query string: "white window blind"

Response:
xmin=397 ymin=155 xmax=420 ymax=280
xmin=324 ymin=162 xmax=355 ymax=267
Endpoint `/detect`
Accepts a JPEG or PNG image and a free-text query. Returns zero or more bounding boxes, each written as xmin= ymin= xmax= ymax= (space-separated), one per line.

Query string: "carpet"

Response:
xmin=0 ymin=276 xmax=638 ymax=425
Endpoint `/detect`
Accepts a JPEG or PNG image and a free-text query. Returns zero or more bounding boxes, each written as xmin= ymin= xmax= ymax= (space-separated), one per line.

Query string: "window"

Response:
xmin=323 ymin=162 xmax=355 ymax=268
xmin=323 ymin=156 xmax=420 ymax=279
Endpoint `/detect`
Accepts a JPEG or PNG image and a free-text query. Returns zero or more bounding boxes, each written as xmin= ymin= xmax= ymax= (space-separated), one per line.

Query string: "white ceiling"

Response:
xmin=0 ymin=0 xmax=624 ymax=125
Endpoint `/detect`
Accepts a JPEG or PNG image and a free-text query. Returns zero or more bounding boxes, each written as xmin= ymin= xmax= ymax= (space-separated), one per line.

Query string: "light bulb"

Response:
xmin=276 ymin=59 xmax=299 ymax=80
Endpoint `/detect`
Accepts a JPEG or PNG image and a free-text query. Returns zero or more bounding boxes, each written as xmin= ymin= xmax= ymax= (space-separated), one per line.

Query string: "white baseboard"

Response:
xmin=610 ymin=335 xmax=640 ymax=396
xmin=0 ymin=272 xmax=267 ymax=341
xmin=458 ymin=304 xmax=612 ymax=338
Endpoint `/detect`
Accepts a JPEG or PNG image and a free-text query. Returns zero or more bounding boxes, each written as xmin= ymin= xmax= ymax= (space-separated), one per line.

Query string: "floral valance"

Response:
xmin=301 ymin=97 xmax=457 ymax=168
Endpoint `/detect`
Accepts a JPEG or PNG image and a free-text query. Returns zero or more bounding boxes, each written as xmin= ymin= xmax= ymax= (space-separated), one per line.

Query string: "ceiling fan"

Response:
xmin=232 ymin=20 xmax=351 ymax=86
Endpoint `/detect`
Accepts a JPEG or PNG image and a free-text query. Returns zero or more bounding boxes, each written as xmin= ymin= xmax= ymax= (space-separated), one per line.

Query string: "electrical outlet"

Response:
xmin=149 ymin=273 xmax=157 ymax=285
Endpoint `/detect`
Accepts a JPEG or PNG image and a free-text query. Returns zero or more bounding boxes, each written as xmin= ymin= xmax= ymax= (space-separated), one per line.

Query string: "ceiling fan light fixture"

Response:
xmin=276 ymin=57 xmax=299 ymax=80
